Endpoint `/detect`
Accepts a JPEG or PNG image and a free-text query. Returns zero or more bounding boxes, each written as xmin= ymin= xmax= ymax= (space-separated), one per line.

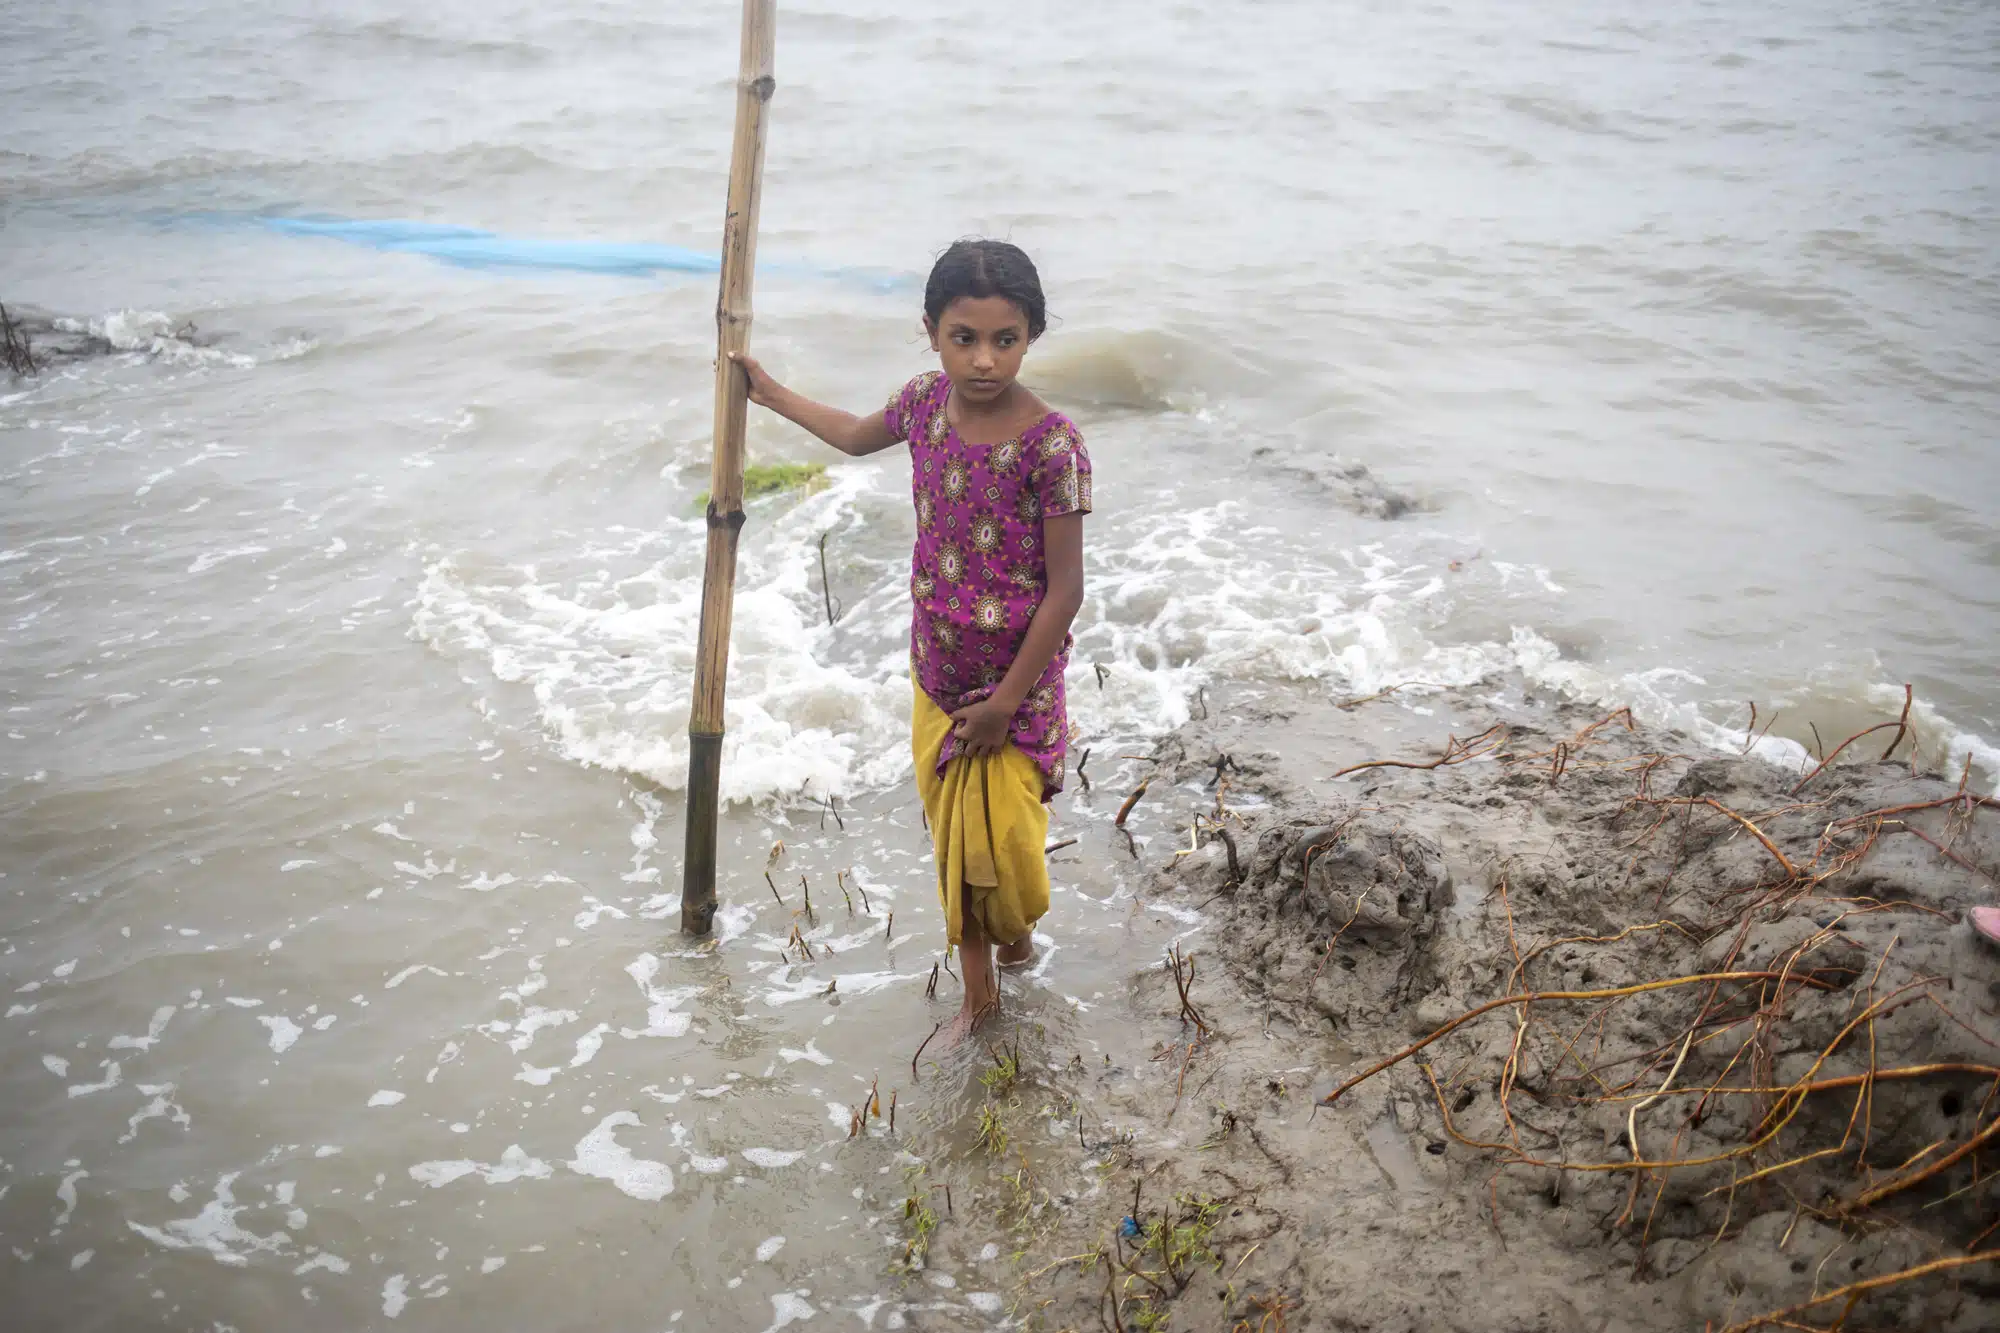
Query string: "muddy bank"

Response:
xmin=882 ymin=679 xmax=1999 ymax=1332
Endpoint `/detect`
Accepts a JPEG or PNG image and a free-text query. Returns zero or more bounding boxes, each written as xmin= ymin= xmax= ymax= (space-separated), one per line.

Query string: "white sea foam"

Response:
xmin=258 ymin=1015 xmax=302 ymax=1053
xmin=778 ymin=1040 xmax=833 ymax=1066
xmin=620 ymin=953 xmax=699 ymax=1039
xmin=762 ymin=1292 xmax=817 ymax=1331
xmin=570 ymin=1023 xmax=612 ymax=1067
xmin=187 ymin=545 xmax=269 ymax=575
xmin=409 ymin=1145 xmax=550 ymax=1189
xmin=413 ymin=470 xmax=912 ymax=806
xmin=506 ymin=1007 xmax=577 ymax=1053
xmin=67 ymin=1061 xmax=123 ymax=1098
xmin=121 ymin=1084 xmax=190 ymax=1143
xmin=56 ymin=1169 xmax=85 ymax=1226
xmin=127 ymin=1173 xmax=290 ymax=1266
xmin=295 ymin=1251 xmax=350 ymax=1275
xmin=108 ymin=1005 xmax=176 ymax=1052
xmin=567 ymin=1112 xmax=673 ymax=1201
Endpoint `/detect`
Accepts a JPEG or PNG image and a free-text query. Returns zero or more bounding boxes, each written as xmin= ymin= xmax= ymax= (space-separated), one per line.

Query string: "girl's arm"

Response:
xmin=951 ymin=513 xmax=1085 ymax=756
xmin=729 ymin=352 xmax=900 ymax=457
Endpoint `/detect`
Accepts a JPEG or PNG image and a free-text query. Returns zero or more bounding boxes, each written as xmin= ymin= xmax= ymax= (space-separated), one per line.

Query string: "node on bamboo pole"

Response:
xmin=682 ymin=0 xmax=776 ymax=936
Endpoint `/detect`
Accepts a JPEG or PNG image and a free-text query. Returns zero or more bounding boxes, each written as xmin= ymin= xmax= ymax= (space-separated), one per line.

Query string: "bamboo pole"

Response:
xmin=682 ymin=0 xmax=777 ymax=936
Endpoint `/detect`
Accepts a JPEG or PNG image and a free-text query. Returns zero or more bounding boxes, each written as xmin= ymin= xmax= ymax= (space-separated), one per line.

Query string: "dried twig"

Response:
xmin=1322 ymin=970 xmax=1844 ymax=1108
xmin=911 ymin=1019 xmax=944 ymax=1080
xmin=817 ymin=530 xmax=841 ymax=626
xmin=1115 ymin=778 xmax=1151 ymax=827
xmin=1792 ymin=685 xmax=1914 ymax=794
xmin=1311 ymin=887 xmax=1372 ymax=983
xmin=1337 ymin=683 xmax=1409 ymax=710
xmin=0 ymin=304 xmax=37 ymax=376
xmin=1329 ymin=724 xmax=1507 ymax=780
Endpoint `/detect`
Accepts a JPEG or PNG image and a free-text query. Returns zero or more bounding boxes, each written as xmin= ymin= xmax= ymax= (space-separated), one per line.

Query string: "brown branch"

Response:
xmin=1843 ymin=1112 xmax=2000 ymax=1213
xmin=1716 ymin=1250 xmax=1998 ymax=1333
xmin=1329 ymin=724 xmax=1507 ymax=780
xmin=1321 ymin=970 xmax=1842 ymax=1108
xmin=1880 ymin=682 xmax=1915 ymax=761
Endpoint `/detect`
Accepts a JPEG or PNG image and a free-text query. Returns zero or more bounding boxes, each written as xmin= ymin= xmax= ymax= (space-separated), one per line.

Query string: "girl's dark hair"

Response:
xmin=923 ymin=239 xmax=1048 ymax=340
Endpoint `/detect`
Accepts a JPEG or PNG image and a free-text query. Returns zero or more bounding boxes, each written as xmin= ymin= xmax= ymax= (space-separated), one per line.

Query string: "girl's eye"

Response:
xmin=953 ymin=333 xmax=974 ymax=344
xmin=998 ymin=335 xmax=1017 ymax=348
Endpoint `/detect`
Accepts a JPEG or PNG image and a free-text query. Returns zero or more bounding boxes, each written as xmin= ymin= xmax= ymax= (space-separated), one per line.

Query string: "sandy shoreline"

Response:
xmin=884 ymin=677 xmax=2000 ymax=1332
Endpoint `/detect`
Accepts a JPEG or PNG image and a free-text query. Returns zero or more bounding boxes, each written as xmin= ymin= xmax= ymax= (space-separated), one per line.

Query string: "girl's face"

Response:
xmin=925 ymin=295 xmax=1031 ymax=405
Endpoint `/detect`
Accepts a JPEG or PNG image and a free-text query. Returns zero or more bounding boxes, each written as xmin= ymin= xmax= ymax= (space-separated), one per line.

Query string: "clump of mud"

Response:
xmin=1248 ymin=446 xmax=1427 ymax=519
xmin=0 ymin=303 xmax=220 ymax=375
xmin=987 ymin=686 xmax=1999 ymax=1332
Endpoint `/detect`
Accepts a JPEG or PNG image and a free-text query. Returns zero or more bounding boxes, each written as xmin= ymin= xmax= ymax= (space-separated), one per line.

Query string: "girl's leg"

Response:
xmin=958 ymin=907 xmax=1000 ymax=1025
xmin=996 ymin=934 xmax=1034 ymax=968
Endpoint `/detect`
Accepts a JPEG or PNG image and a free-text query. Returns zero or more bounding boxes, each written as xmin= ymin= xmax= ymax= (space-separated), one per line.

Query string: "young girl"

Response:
xmin=731 ymin=239 xmax=1089 ymax=1038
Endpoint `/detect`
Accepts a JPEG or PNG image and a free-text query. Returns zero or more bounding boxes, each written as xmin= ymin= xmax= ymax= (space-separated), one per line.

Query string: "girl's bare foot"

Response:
xmin=936 ymin=1000 xmax=996 ymax=1051
xmin=997 ymin=935 xmax=1035 ymax=970
xmin=1972 ymin=905 xmax=2000 ymax=949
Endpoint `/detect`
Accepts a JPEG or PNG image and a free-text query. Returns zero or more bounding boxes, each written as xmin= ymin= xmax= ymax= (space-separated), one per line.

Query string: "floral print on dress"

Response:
xmin=883 ymin=370 xmax=1093 ymax=800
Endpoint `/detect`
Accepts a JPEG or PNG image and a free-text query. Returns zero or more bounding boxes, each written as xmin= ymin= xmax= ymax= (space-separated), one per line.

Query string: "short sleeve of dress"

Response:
xmin=1033 ymin=420 xmax=1093 ymax=518
xmin=882 ymin=371 xmax=941 ymax=442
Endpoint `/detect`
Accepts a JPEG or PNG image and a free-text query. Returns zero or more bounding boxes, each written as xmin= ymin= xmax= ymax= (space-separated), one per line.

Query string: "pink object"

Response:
xmin=885 ymin=371 xmax=1093 ymax=800
xmin=1971 ymin=905 xmax=2000 ymax=947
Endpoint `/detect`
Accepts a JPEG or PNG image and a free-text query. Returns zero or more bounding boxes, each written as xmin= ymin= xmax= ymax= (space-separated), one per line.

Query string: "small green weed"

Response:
xmin=979 ymin=1039 xmax=1021 ymax=1093
xmin=1148 ymin=1193 xmax=1222 ymax=1292
xmin=902 ymin=1193 xmax=938 ymax=1268
xmin=693 ymin=460 xmax=827 ymax=512
xmin=977 ymin=1103 xmax=1009 ymax=1156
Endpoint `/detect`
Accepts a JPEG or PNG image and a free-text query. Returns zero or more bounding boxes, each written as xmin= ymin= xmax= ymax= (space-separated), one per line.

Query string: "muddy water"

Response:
xmin=4 ymin=0 xmax=1999 ymax=1328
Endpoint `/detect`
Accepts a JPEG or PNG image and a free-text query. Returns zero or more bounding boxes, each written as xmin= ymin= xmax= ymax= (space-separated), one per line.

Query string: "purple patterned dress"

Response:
xmin=885 ymin=371 xmax=1092 ymax=801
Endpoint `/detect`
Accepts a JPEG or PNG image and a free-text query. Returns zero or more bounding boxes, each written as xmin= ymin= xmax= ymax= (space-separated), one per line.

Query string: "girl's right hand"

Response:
xmin=729 ymin=350 xmax=780 ymax=407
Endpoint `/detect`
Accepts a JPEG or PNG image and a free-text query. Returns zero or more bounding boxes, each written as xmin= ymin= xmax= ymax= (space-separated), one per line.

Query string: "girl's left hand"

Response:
xmin=949 ymin=697 xmax=1014 ymax=757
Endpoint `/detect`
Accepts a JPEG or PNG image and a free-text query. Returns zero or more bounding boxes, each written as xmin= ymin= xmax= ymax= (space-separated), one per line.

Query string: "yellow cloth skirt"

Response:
xmin=911 ymin=678 xmax=1049 ymax=948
